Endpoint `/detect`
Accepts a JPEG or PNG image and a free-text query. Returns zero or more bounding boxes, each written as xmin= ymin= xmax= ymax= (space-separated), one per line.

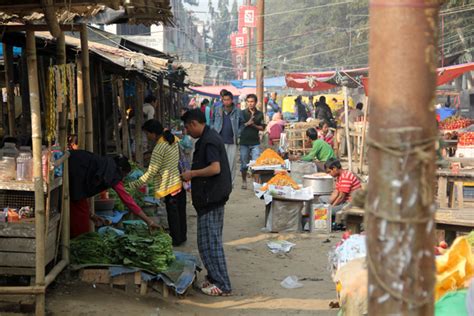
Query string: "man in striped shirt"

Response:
xmin=320 ymin=158 xmax=361 ymax=215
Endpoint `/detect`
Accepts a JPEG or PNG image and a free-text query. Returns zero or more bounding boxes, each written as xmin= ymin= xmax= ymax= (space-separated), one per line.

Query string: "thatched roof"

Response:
xmin=0 ymin=1 xmax=173 ymax=25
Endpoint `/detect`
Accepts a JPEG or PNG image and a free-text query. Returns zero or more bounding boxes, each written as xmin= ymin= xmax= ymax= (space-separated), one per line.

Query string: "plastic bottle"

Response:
xmin=1 ymin=142 xmax=19 ymax=159
xmin=16 ymin=151 xmax=33 ymax=181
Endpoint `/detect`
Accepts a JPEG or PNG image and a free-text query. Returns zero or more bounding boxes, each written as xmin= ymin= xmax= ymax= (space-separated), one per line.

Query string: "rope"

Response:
xmin=364 ymin=133 xmax=437 ymax=307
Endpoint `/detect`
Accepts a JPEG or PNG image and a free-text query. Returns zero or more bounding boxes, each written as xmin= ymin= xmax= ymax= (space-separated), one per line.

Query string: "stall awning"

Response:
xmin=230 ymin=76 xmax=286 ymax=89
xmin=287 ymin=63 xmax=474 ymax=94
xmin=188 ymin=85 xmax=255 ymax=98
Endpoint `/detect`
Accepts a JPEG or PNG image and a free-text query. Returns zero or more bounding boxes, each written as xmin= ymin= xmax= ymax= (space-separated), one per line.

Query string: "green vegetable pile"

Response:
xmin=71 ymin=224 xmax=175 ymax=273
xmin=111 ymin=225 xmax=175 ymax=273
xmin=70 ymin=232 xmax=114 ymax=264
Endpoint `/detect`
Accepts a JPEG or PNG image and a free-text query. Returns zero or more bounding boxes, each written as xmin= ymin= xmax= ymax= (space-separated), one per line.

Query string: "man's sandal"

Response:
xmin=201 ymin=284 xmax=232 ymax=296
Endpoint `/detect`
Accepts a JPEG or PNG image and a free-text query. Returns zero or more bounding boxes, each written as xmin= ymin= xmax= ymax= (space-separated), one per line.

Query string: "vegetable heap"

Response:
xmin=458 ymin=132 xmax=474 ymax=146
xmin=439 ymin=116 xmax=472 ymax=131
xmin=71 ymin=224 xmax=175 ymax=273
xmin=255 ymin=149 xmax=285 ymax=166
xmin=260 ymin=171 xmax=299 ymax=191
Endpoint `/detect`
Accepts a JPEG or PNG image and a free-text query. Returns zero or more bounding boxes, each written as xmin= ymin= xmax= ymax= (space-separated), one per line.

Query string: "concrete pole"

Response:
xmin=366 ymin=0 xmax=440 ymax=314
xmin=256 ymin=0 xmax=264 ymax=114
xmin=26 ymin=29 xmax=46 ymax=316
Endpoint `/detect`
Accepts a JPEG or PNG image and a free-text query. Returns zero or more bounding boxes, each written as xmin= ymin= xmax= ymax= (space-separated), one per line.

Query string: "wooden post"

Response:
xmin=358 ymin=96 xmax=369 ymax=174
xmin=77 ymin=57 xmax=85 ymax=150
xmin=367 ymin=0 xmax=439 ymax=313
xmin=97 ymin=62 xmax=108 ymax=155
xmin=343 ymin=86 xmax=352 ymax=171
xmin=256 ymin=0 xmax=265 ymax=117
xmin=135 ymin=79 xmax=144 ymax=166
xmin=80 ymin=24 xmax=93 ymax=152
xmin=26 ymin=29 xmax=46 ymax=316
xmin=117 ymin=78 xmax=130 ymax=158
xmin=3 ymin=43 xmax=16 ymax=136
xmin=57 ymin=32 xmax=68 ymax=149
xmin=111 ymin=76 xmax=122 ymax=155
xmin=20 ymin=53 xmax=31 ymax=135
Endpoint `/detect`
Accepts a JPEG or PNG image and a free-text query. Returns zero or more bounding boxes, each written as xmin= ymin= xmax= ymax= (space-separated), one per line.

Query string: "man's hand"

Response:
xmin=147 ymin=220 xmax=162 ymax=231
xmin=181 ymin=170 xmax=193 ymax=181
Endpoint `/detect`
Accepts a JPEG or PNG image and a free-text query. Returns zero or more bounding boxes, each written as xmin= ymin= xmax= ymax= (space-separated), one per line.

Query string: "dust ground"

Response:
xmin=8 ymin=178 xmax=341 ymax=316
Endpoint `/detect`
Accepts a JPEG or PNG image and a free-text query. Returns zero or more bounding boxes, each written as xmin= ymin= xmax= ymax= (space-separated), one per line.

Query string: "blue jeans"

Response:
xmin=240 ymin=145 xmax=260 ymax=172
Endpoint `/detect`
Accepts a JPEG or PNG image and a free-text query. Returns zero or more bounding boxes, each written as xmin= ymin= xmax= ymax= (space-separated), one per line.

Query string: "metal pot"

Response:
xmin=303 ymin=174 xmax=334 ymax=194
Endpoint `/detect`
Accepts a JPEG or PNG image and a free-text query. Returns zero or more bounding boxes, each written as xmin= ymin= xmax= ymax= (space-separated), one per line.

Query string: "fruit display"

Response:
xmin=457 ymin=132 xmax=474 ymax=146
xmin=255 ymin=148 xmax=285 ymax=166
xmin=439 ymin=116 xmax=473 ymax=131
xmin=260 ymin=171 xmax=299 ymax=191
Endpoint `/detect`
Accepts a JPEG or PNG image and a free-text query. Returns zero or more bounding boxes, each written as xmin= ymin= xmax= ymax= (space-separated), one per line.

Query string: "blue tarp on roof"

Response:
xmin=230 ymin=76 xmax=286 ymax=89
xmin=0 ymin=46 xmax=22 ymax=57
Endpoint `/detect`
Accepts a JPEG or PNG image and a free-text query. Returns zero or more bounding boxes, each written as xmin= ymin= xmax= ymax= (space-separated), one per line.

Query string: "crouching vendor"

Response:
xmin=320 ymin=158 xmax=361 ymax=215
xmin=69 ymin=150 xmax=159 ymax=238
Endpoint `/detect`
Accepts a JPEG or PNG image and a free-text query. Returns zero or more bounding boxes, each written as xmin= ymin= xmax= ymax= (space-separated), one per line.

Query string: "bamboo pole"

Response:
xmin=80 ymin=24 xmax=93 ymax=152
xmin=117 ymin=78 xmax=130 ymax=158
xmin=358 ymin=96 xmax=369 ymax=174
xmin=3 ymin=43 xmax=16 ymax=136
xmin=77 ymin=57 xmax=85 ymax=150
xmin=135 ymin=79 xmax=144 ymax=166
xmin=26 ymin=29 xmax=46 ymax=316
xmin=343 ymin=86 xmax=352 ymax=171
xmin=367 ymin=0 xmax=439 ymax=313
xmin=111 ymin=76 xmax=122 ymax=155
xmin=20 ymin=54 xmax=30 ymax=135
xmin=97 ymin=62 xmax=108 ymax=155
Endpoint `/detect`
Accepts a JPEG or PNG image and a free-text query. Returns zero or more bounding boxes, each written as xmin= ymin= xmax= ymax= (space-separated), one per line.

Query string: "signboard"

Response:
xmin=238 ymin=5 xmax=257 ymax=28
xmin=230 ymin=32 xmax=248 ymax=53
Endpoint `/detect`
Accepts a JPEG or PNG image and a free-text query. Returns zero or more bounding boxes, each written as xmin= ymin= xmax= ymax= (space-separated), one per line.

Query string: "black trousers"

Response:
xmin=164 ymin=189 xmax=187 ymax=245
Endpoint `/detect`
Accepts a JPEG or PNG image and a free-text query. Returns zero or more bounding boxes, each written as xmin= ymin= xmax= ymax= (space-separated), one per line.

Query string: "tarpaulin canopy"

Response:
xmin=287 ymin=63 xmax=474 ymax=94
xmin=230 ymin=76 xmax=286 ymax=89
xmin=188 ymin=85 xmax=255 ymax=98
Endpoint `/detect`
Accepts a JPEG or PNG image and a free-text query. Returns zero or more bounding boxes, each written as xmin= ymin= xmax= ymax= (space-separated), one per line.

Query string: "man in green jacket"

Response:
xmin=291 ymin=128 xmax=335 ymax=170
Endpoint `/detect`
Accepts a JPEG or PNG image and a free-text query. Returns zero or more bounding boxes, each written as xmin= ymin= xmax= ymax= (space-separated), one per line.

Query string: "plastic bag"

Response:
xmin=280 ymin=276 xmax=303 ymax=289
xmin=435 ymin=289 xmax=468 ymax=316
xmin=267 ymin=240 xmax=296 ymax=254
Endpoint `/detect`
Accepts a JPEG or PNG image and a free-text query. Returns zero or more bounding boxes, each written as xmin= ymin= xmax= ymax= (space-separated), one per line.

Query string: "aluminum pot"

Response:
xmin=303 ymin=174 xmax=334 ymax=194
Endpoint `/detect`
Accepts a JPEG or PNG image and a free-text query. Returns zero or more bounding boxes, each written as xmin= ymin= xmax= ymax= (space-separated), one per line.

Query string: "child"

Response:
xmin=318 ymin=120 xmax=334 ymax=148
xmin=320 ymin=158 xmax=361 ymax=214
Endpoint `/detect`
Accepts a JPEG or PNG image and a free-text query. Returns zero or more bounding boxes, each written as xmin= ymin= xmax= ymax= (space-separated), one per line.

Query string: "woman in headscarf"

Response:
xmin=69 ymin=150 xmax=159 ymax=238
xmin=129 ymin=120 xmax=187 ymax=246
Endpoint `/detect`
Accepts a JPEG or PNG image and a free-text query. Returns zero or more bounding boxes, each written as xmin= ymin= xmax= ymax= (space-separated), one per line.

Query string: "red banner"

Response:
xmin=230 ymin=32 xmax=248 ymax=53
xmin=238 ymin=5 xmax=257 ymax=28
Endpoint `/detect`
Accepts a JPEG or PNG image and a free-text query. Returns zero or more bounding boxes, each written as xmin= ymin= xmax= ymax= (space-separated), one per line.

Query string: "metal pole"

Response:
xmin=256 ymin=0 xmax=264 ymax=114
xmin=343 ymin=86 xmax=352 ymax=171
xmin=26 ymin=29 xmax=46 ymax=316
xmin=367 ymin=0 xmax=439 ymax=313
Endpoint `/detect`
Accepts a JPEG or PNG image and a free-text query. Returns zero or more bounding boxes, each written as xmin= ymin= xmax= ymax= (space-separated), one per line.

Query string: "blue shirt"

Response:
xmin=220 ymin=110 xmax=234 ymax=144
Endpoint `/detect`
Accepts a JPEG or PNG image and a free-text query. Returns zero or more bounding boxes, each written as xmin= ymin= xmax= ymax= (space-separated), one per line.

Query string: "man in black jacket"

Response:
xmin=181 ymin=109 xmax=232 ymax=296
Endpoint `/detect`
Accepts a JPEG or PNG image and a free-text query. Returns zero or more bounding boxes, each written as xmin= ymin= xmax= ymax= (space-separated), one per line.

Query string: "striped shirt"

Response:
xmin=129 ymin=136 xmax=182 ymax=199
xmin=335 ymin=170 xmax=361 ymax=202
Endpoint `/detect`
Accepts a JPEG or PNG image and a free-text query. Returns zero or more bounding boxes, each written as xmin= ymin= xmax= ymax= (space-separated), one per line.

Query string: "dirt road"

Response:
xmin=46 ymin=179 xmax=339 ymax=316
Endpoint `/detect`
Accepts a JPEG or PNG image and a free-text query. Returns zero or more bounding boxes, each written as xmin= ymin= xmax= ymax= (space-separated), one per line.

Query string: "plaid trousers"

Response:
xmin=197 ymin=206 xmax=232 ymax=293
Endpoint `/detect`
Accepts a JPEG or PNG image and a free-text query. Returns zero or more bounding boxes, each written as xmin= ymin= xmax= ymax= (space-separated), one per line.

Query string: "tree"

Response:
xmin=230 ymin=0 xmax=238 ymax=33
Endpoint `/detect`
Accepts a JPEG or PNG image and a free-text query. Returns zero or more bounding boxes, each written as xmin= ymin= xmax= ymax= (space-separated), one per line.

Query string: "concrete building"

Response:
xmin=102 ymin=0 xmax=205 ymax=64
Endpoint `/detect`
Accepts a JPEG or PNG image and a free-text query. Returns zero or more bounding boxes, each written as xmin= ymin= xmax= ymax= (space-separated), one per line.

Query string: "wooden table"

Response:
xmin=343 ymin=207 xmax=474 ymax=244
xmin=436 ymin=168 xmax=474 ymax=208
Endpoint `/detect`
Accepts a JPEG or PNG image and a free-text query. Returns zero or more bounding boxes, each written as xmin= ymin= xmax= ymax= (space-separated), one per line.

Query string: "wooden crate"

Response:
xmin=285 ymin=121 xmax=321 ymax=154
xmin=0 ymin=213 xmax=60 ymax=276
xmin=79 ymin=268 xmax=169 ymax=297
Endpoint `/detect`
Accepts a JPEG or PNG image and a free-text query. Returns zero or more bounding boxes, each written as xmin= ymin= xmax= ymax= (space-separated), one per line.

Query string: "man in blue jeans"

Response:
xmin=239 ymin=94 xmax=265 ymax=189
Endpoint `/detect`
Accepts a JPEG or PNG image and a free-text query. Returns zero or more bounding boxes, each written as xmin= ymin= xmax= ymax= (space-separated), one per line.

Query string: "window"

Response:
xmin=117 ymin=24 xmax=151 ymax=36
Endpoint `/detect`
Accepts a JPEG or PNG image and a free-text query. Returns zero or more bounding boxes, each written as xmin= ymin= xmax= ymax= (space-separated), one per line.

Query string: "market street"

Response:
xmin=45 ymin=178 xmax=338 ymax=316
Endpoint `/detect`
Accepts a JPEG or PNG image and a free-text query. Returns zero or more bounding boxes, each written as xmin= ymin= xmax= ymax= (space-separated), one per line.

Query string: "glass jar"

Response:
xmin=1 ymin=142 xmax=19 ymax=159
xmin=16 ymin=152 xmax=33 ymax=181
xmin=0 ymin=157 xmax=16 ymax=181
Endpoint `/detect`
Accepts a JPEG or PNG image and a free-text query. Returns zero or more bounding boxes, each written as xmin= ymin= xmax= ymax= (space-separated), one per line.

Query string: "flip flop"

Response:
xmin=201 ymin=284 xmax=232 ymax=297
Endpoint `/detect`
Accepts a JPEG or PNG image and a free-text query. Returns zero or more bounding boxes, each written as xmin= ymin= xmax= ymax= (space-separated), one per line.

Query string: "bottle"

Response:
xmin=1 ymin=142 xmax=19 ymax=159
xmin=16 ymin=152 xmax=33 ymax=181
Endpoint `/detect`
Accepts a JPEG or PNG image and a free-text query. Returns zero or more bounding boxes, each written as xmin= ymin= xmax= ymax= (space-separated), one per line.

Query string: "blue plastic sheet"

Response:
xmin=95 ymin=210 xmax=128 ymax=224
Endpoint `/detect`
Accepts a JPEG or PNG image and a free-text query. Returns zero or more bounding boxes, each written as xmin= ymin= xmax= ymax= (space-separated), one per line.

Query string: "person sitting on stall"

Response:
xmin=69 ymin=150 xmax=159 ymax=238
xmin=129 ymin=120 xmax=187 ymax=246
xmin=318 ymin=120 xmax=334 ymax=148
xmin=321 ymin=158 xmax=361 ymax=215
xmin=291 ymin=128 xmax=335 ymax=170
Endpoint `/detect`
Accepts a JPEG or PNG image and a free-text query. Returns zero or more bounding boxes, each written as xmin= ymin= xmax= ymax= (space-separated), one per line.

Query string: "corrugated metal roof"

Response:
xmin=0 ymin=1 xmax=173 ymax=25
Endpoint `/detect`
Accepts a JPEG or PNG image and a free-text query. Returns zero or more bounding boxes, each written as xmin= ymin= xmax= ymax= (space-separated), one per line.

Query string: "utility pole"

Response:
xmin=366 ymin=0 xmax=440 ymax=314
xmin=256 ymin=0 xmax=264 ymax=114
xmin=245 ymin=0 xmax=251 ymax=79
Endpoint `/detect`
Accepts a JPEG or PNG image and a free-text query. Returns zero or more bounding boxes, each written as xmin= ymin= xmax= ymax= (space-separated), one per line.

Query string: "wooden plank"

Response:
xmin=0 ymin=252 xmax=35 ymax=267
xmin=80 ymin=269 xmax=110 ymax=284
xmin=455 ymin=182 xmax=464 ymax=209
xmin=438 ymin=177 xmax=448 ymax=208
xmin=0 ymin=238 xmax=35 ymax=253
xmin=0 ymin=266 xmax=35 ymax=276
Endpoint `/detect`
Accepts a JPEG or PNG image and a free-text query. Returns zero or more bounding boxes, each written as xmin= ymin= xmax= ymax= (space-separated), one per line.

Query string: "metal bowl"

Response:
xmin=94 ymin=199 xmax=115 ymax=211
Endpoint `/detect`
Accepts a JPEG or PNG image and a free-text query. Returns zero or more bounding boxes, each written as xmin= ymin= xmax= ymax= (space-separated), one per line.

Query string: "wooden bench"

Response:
xmin=343 ymin=207 xmax=474 ymax=244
